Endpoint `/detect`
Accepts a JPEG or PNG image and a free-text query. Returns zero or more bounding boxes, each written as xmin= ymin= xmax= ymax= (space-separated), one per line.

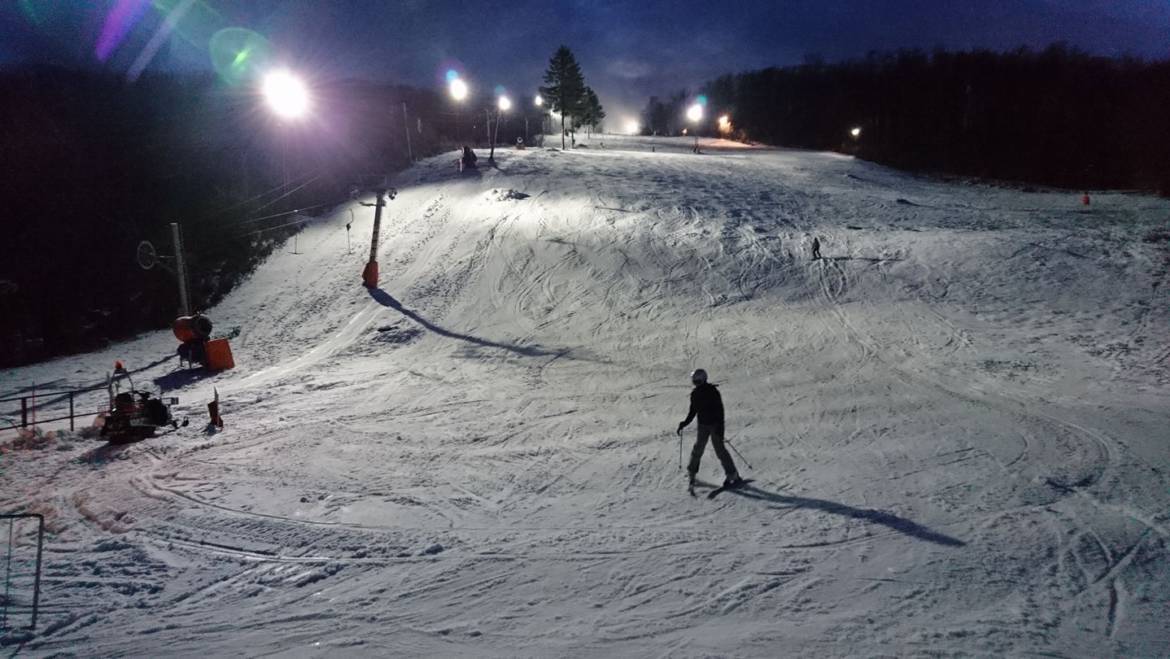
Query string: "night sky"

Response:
xmin=3 ymin=0 xmax=1167 ymax=121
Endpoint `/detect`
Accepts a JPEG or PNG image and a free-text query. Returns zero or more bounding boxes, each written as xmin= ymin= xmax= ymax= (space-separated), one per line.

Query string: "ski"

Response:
xmin=707 ymin=478 xmax=754 ymax=499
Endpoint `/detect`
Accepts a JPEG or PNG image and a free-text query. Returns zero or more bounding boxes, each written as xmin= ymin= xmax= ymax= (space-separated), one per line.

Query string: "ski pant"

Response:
xmin=688 ymin=423 xmax=738 ymax=479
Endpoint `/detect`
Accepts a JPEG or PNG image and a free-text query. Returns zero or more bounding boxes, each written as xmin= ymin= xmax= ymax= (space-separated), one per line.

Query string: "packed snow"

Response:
xmin=2 ymin=135 xmax=1169 ymax=656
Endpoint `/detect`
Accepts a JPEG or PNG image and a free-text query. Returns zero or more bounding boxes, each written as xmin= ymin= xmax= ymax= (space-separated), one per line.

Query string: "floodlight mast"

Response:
xmin=687 ymin=103 xmax=703 ymax=152
xmin=489 ymin=95 xmax=511 ymax=163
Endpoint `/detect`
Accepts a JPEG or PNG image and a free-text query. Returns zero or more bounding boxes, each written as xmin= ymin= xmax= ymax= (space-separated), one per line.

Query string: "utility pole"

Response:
xmin=402 ymin=101 xmax=413 ymax=162
xmin=361 ymin=186 xmax=396 ymax=288
xmin=170 ymin=222 xmax=191 ymax=316
xmin=489 ymin=109 xmax=499 ymax=163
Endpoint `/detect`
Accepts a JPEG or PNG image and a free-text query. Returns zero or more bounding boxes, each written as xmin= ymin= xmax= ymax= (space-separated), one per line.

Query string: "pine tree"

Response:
xmin=579 ymin=87 xmax=605 ymax=136
xmin=540 ymin=46 xmax=586 ymax=149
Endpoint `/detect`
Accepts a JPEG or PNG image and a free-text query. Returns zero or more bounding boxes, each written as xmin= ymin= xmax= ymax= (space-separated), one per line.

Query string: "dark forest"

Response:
xmin=0 ymin=68 xmax=537 ymax=367
xmin=645 ymin=44 xmax=1170 ymax=193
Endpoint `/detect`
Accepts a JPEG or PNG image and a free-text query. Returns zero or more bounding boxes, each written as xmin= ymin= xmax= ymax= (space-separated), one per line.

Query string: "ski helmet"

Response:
xmin=691 ymin=368 xmax=708 ymax=384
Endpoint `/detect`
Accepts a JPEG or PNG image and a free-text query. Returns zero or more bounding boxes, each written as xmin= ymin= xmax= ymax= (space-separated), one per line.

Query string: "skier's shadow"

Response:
xmin=730 ymin=485 xmax=965 ymax=547
xmin=367 ymin=287 xmax=599 ymax=362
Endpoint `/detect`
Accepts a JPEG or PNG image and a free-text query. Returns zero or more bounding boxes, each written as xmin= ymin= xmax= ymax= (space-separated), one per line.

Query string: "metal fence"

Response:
xmin=0 ymin=386 xmax=108 ymax=439
xmin=0 ymin=513 xmax=45 ymax=633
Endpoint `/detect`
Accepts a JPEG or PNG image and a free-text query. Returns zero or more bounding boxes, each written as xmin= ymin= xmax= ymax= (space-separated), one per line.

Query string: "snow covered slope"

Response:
xmin=3 ymin=136 xmax=1169 ymax=656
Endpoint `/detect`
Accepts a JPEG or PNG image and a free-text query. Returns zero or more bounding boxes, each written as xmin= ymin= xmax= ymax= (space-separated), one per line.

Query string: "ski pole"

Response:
xmin=726 ymin=439 xmax=754 ymax=470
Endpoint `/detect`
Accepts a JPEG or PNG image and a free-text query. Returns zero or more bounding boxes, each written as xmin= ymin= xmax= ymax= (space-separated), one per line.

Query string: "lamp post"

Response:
xmin=262 ymin=70 xmax=310 ymax=193
xmin=686 ymin=102 xmax=703 ymax=153
xmin=449 ymin=77 xmax=468 ymax=143
xmin=535 ymin=94 xmax=547 ymax=144
xmin=490 ymin=94 xmax=511 ymax=163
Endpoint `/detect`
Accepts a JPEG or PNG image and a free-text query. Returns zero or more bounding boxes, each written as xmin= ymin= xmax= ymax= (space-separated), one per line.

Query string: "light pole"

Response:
xmin=686 ymin=102 xmax=703 ymax=153
xmin=449 ymin=77 xmax=468 ymax=143
xmin=490 ymin=95 xmax=511 ymax=163
xmin=262 ymin=69 xmax=310 ymax=194
xmin=535 ymin=94 xmax=547 ymax=145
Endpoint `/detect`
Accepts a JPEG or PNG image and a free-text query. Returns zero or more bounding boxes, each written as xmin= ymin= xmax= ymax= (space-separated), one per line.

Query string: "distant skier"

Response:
xmin=677 ymin=369 xmax=742 ymax=490
xmin=811 ymin=236 xmax=821 ymax=260
xmin=460 ymin=145 xmax=478 ymax=171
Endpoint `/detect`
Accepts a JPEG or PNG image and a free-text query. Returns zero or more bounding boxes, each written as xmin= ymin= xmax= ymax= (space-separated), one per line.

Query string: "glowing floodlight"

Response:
xmin=625 ymin=119 xmax=640 ymax=134
xmin=850 ymin=126 xmax=862 ymax=138
xmin=718 ymin=114 xmax=731 ymax=132
xmin=686 ymin=103 xmax=703 ymax=123
xmin=534 ymin=94 xmax=544 ymax=107
xmin=498 ymin=95 xmax=512 ymax=112
xmin=263 ymin=70 xmax=309 ymax=119
xmin=449 ymin=77 xmax=469 ymax=101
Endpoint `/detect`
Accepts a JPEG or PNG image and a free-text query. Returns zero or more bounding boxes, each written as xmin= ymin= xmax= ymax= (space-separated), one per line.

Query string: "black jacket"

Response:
xmin=683 ymin=383 xmax=724 ymax=427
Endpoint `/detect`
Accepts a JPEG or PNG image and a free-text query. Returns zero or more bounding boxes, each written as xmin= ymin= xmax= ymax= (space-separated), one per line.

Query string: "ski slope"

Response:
xmin=3 ymin=135 xmax=1169 ymax=656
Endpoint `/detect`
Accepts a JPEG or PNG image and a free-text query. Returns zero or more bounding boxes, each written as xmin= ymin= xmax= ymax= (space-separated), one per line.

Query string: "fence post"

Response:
xmin=2 ymin=518 xmax=11 ymax=630
xmin=20 ymin=398 xmax=27 ymax=429
xmin=30 ymin=515 xmax=43 ymax=630
xmin=69 ymin=392 xmax=75 ymax=431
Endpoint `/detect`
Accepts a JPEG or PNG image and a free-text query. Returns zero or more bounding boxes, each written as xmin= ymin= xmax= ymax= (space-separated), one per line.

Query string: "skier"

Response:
xmin=811 ymin=236 xmax=821 ymax=260
xmin=459 ymin=145 xmax=478 ymax=171
xmin=677 ymin=368 xmax=743 ymax=490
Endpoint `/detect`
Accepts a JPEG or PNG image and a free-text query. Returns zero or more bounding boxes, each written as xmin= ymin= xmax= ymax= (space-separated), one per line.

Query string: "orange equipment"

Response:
xmin=204 ymin=338 xmax=235 ymax=371
xmin=173 ymin=314 xmax=213 ymax=342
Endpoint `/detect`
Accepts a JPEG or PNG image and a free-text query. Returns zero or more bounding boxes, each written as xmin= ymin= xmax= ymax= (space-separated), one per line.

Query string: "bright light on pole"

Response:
xmin=686 ymin=103 xmax=703 ymax=123
xmin=625 ymin=119 xmax=640 ymax=135
xmin=262 ymin=70 xmax=309 ymax=119
xmin=534 ymin=94 xmax=543 ymax=107
xmin=498 ymin=95 xmax=512 ymax=112
xmin=850 ymin=126 xmax=862 ymax=139
xmin=449 ymin=77 xmax=469 ymax=101
xmin=687 ymin=103 xmax=703 ymax=152
xmin=718 ymin=114 xmax=731 ymax=133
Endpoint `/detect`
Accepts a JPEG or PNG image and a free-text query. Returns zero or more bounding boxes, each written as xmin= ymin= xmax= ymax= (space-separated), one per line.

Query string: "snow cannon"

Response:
xmin=173 ymin=314 xmax=213 ymax=342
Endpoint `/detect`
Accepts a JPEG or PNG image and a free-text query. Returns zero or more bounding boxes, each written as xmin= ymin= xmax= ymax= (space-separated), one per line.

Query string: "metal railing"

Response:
xmin=0 ymin=513 xmax=44 ymax=632
xmin=0 ymin=387 xmax=107 ymax=437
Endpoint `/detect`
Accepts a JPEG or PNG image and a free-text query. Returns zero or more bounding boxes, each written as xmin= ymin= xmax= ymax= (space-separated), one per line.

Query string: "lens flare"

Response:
xmin=95 ymin=0 xmax=150 ymax=61
xmin=210 ymin=27 xmax=272 ymax=85
xmin=263 ymin=70 xmax=310 ymax=119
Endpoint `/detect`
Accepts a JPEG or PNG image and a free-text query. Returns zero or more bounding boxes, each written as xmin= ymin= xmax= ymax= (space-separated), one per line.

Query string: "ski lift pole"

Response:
xmin=170 ymin=222 xmax=191 ymax=316
xmin=361 ymin=186 xmax=395 ymax=287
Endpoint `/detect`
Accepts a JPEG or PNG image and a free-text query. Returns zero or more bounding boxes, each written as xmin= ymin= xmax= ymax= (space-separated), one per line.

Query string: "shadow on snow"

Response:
xmin=367 ymin=287 xmax=601 ymax=363
xmin=730 ymin=484 xmax=966 ymax=548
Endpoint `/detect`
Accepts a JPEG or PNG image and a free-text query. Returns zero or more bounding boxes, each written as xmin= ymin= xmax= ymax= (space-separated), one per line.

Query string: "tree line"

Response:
xmin=647 ymin=44 xmax=1170 ymax=193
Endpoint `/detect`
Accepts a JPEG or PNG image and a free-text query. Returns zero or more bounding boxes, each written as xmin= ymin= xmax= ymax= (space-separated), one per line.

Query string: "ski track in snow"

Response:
xmin=2 ymin=135 xmax=1169 ymax=657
